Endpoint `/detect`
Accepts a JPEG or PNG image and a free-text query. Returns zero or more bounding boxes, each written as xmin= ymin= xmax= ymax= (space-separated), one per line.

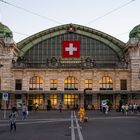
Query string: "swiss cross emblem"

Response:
xmin=62 ymin=41 xmax=80 ymax=58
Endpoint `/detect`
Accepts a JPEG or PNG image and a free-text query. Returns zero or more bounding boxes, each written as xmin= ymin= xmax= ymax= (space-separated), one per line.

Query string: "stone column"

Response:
xmin=92 ymin=94 xmax=98 ymax=109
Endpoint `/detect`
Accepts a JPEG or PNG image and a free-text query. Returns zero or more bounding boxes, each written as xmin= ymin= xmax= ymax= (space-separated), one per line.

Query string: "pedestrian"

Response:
xmin=78 ymin=105 xmax=86 ymax=123
xmin=22 ymin=104 xmax=28 ymax=120
xmin=35 ymin=103 xmax=39 ymax=112
xmin=125 ymin=104 xmax=129 ymax=116
xmin=105 ymin=104 xmax=109 ymax=115
xmin=133 ymin=103 xmax=138 ymax=114
xmin=121 ymin=104 xmax=125 ymax=115
xmin=59 ymin=102 xmax=63 ymax=112
xmin=9 ymin=107 xmax=18 ymax=132
xmin=76 ymin=104 xmax=79 ymax=110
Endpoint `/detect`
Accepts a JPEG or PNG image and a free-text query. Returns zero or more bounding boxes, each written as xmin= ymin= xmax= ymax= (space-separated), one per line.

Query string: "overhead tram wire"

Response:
xmin=13 ymin=31 xmax=29 ymax=37
xmin=86 ymin=0 xmax=135 ymax=25
xmin=115 ymin=17 xmax=140 ymax=38
xmin=0 ymin=0 xmax=63 ymax=24
xmin=115 ymin=31 xmax=129 ymax=37
xmin=11 ymin=31 xmax=31 ymax=43
xmin=0 ymin=0 xmax=136 ymax=43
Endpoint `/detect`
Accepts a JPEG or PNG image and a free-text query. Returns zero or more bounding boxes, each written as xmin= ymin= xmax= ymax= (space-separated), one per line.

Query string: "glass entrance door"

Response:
xmin=29 ymin=94 xmax=44 ymax=109
xmin=63 ymin=94 xmax=79 ymax=109
xmin=84 ymin=94 xmax=92 ymax=109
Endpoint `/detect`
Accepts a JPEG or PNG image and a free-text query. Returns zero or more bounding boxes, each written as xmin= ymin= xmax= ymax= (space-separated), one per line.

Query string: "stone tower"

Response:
xmin=127 ymin=24 xmax=140 ymax=91
xmin=0 ymin=23 xmax=18 ymax=93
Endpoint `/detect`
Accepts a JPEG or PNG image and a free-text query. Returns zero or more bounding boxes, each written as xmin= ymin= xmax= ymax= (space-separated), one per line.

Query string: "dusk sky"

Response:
xmin=0 ymin=0 xmax=139 ymax=42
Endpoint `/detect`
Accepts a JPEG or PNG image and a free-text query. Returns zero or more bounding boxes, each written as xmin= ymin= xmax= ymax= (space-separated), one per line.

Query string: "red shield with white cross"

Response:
xmin=62 ymin=41 xmax=80 ymax=58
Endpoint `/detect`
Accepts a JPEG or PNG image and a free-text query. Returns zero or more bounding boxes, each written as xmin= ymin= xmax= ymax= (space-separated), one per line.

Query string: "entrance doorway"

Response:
xmin=121 ymin=94 xmax=128 ymax=104
xmin=29 ymin=94 xmax=44 ymax=109
xmin=63 ymin=94 xmax=79 ymax=109
xmin=84 ymin=94 xmax=92 ymax=109
xmin=100 ymin=94 xmax=113 ymax=109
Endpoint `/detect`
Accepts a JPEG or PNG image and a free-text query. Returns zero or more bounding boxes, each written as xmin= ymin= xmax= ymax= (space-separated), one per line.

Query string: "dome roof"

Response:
xmin=0 ymin=22 xmax=13 ymax=38
xmin=129 ymin=24 xmax=140 ymax=38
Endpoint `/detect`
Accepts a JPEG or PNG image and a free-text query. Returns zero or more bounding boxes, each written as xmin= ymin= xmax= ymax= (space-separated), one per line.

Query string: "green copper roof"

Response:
xmin=0 ymin=22 xmax=13 ymax=38
xmin=17 ymin=23 xmax=125 ymax=58
xmin=129 ymin=24 xmax=140 ymax=38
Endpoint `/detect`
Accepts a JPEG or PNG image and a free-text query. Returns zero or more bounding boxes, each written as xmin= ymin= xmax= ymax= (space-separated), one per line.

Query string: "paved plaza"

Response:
xmin=0 ymin=110 xmax=140 ymax=140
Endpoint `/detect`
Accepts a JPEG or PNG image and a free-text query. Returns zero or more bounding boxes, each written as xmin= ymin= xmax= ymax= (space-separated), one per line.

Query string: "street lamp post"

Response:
xmin=83 ymin=88 xmax=88 ymax=110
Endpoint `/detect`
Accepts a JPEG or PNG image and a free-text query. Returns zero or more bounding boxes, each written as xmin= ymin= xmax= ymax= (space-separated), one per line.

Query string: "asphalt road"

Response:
xmin=0 ymin=110 xmax=140 ymax=140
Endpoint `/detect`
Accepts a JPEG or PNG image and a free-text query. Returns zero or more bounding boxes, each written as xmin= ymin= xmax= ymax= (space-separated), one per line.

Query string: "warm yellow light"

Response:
xmin=50 ymin=79 xmax=57 ymax=84
xmin=30 ymin=76 xmax=44 ymax=84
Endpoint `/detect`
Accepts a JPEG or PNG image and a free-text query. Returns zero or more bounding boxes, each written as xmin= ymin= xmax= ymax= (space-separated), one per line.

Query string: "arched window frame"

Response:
xmin=64 ymin=76 xmax=78 ymax=90
xmin=99 ymin=76 xmax=113 ymax=90
xmin=29 ymin=76 xmax=43 ymax=90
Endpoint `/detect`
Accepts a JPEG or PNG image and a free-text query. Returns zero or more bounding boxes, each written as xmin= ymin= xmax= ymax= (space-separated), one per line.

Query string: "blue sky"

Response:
xmin=0 ymin=0 xmax=139 ymax=43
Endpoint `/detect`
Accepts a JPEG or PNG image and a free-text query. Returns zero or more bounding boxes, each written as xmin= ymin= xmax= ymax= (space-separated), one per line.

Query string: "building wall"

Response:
xmin=12 ymin=69 xmax=130 ymax=92
xmin=128 ymin=42 xmax=140 ymax=91
xmin=0 ymin=43 xmax=139 ymax=110
xmin=0 ymin=40 xmax=18 ymax=109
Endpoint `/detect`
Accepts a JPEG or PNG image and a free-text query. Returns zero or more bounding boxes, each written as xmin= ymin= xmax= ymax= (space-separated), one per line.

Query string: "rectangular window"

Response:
xmin=50 ymin=94 xmax=57 ymax=106
xmin=50 ymin=79 xmax=57 ymax=90
xmin=85 ymin=79 xmax=92 ymax=90
xmin=120 ymin=80 xmax=127 ymax=90
xmin=15 ymin=79 xmax=22 ymax=90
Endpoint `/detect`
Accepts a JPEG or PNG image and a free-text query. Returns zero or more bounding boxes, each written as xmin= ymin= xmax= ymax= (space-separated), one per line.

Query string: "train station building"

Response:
xmin=0 ymin=23 xmax=140 ymax=110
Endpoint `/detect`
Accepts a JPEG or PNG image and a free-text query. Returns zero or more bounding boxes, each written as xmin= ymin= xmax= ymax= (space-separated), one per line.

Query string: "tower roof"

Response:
xmin=129 ymin=24 xmax=140 ymax=38
xmin=0 ymin=22 xmax=13 ymax=38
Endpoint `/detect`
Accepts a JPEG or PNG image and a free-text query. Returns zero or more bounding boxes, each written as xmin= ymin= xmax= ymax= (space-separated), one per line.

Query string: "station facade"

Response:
xmin=0 ymin=23 xmax=140 ymax=110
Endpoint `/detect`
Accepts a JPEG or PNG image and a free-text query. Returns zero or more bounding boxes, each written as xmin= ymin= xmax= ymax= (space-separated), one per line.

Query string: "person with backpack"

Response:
xmin=9 ymin=107 xmax=18 ymax=132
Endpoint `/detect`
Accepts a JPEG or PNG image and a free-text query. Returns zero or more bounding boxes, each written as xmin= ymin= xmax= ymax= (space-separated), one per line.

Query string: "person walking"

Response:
xmin=59 ymin=102 xmax=63 ymax=112
xmin=105 ymin=104 xmax=109 ymax=115
xmin=121 ymin=104 xmax=125 ymax=115
xmin=78 ymin=105 xmax=86 ymax=123
xmin=9 ymin=107 xmax=18 ymax=132
xmin=22 ymin=104 xmax=28 ymax=120
xmin=35 ymin=103 xmax=39 ymax=112
xmin=125 ymin=104 xmax=129 ymax=116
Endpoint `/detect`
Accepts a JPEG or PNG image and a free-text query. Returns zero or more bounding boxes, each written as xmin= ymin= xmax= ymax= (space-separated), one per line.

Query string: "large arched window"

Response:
xmin=29 ymin=76 xmax=43 ymax=90
xmin=99 ymin=76 xmax=113 ymax=90
xmin=64 ymin=76 xmax=78 ymax=90
xmin=23 ymin=32 xmax=120 ymax=68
